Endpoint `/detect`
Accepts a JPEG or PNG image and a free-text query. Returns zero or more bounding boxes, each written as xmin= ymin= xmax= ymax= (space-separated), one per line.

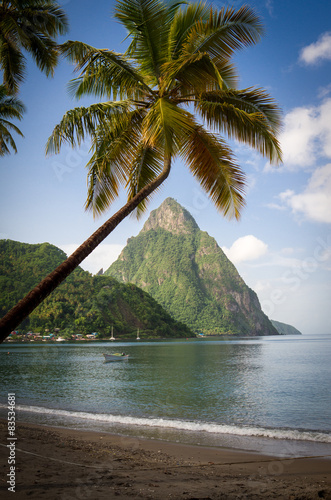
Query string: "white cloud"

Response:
xmin=222 ymin=235 xmax=268 ymax=264
xmin=277 ymin=98 xmax=331 ymax=168
xmin=265 ymin=202 xmax=287 ymax=211
xmin=279 ymin=163 xmax=331 ymax=223
xmin=59 ymin=243 xmax=124 ymax=275
xmin=300 ymin=32 xmax=331 ymax=65
xmin=318 ymin=83 xmax=331 ymax=99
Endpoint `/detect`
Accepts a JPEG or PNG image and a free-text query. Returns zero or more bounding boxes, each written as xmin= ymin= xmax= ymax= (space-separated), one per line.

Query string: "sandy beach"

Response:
xmin=1 ymin=419 xmax=330 ymax=499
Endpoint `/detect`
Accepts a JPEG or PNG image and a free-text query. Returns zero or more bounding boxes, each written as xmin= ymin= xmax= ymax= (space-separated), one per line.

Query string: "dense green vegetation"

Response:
xmin=0 ymin=239 xmax=193 ymax=338
xmin=106 ymin=198 xmax=278 ymax=336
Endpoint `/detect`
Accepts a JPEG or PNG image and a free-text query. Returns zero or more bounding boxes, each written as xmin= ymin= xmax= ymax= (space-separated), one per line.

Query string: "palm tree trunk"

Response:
xmin=0 ymin=158 xmax=171 ymax=343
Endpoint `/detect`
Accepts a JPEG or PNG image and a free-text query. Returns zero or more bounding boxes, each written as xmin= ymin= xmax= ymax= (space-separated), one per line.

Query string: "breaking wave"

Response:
xmin=7 ymin=404 xmax=331 ymax=444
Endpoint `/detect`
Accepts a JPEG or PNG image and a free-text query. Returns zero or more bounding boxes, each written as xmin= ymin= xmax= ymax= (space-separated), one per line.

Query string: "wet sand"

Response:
xmin=1 ymin=419 xmax=331 ymax=499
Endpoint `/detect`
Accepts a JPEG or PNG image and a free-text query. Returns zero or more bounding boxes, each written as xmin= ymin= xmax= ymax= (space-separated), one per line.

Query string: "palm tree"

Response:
xmin=0 ymin=0 xmax=68 ymax=94
xmin=0 ymin=83 xmax=24 ymax=154
xmin=0 ymin=0 xmax=282 ymax=342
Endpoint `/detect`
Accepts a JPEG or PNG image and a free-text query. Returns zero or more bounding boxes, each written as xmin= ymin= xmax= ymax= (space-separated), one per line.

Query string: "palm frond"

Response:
xmin=142 ymin=97 xmax=195 ymax=156
xmin=0 ymin=126 xmax=17 ymax=155
xmin=168 ymin=1 xmax=211 ymax=59
xmin=60 ymin=40 xmax=99 ymax=65
xmin=196 ymin=88 xmax=282 ymax=164
xmin=126 ymin=144 xmax=164 ymax=218
xmin=0 ymin=120 xmax=24 ymax=155
xmin=115 ymin=0 xmax=171 ymax=83
xmin=180 ymin=123 xmax=246 ymax=219
xmin=84 ymin=108 xmax=146 ymax=216
xmin=0 ymin=85 xmax=24 ymax=155
xmin=46 ymin=101 xmax=133 ymax=154
xmin=162 ymin=51 xmax=235 ymax=94
xmin=18 ymin=2 xmax=69 ymax=37
xmin=0 ymin=118 xmax=24 ymax=136
xmin=184 ymin=5 xmax=264 ymax=64
xmin=0 ymin=0 xmax=68 ymax=92
xmin=0 ymin=85 xmax=25 ymax=118
xmin=0 ymin=40 xmax=26 ymax=93
xmin=20 ymin=32 xmax=58 ymax=76
xmin=61 ymin=41 xmax=152 ymax=100
xmin=85 ymin=156 xmax=120 ymax=218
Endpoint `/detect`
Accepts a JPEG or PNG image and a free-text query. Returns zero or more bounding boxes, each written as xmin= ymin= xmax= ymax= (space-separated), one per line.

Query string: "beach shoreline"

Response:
xmin=1 ymin=419 xmax=331 ymax=499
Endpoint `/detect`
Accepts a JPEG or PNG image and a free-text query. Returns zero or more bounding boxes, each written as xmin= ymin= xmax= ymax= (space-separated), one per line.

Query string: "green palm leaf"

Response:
xmin=46 ymin=101 xmax=133 ymax=154
xmin=115 ymin=0 xmax=169 ymax=82
xmin=0 ymin=84 xmax=24 ymax=155
xmin=0 ymin=121 xmax=23 ymax=155
xmin=0 ymin=0 xmax=68 ymax=93
xmin=196 ymin=88 xmax=282 ymax=163
xmin=184 ymin=5 xmax=264 ymax=63
xmin=126 ymin=145 xmax=164 ymax=218
xmin=168 ymin=2 xmax=210 ymax=59
xmin=142 ymin=96 xmax=195 ymax=155
xmin=162 ymin=51 xmax=231 ymax=94
xmin=20 ymin=32 xmax=58 ymax=76
xmin=85 ymin=108 xmax=147 ymax=215
xmin=20 ymin=3 xmax=68 ymax=38
xmin=0 ymin=40 xmax=26 ymax=93
xmin=180 ymin=123 xmax=246 ymax=219
xmin=61 ymin=41 xmax=152 ymax=100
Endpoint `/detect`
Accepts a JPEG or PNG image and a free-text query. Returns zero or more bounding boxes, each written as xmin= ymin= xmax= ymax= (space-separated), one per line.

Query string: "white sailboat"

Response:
xmin=110 ymin=326 xmax=115 ymax=341
xmin=136 ymin=328 xmax=140 ymax=340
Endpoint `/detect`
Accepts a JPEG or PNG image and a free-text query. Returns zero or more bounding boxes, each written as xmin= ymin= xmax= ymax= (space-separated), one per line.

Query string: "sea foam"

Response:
xmin=6 ymin=404 xmax=331 ymax=444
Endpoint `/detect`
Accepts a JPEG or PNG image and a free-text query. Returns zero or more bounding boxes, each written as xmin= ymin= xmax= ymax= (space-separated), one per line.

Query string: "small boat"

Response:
xmin=103 ymin=353 xmax=129 ymax=362
xmin=136 ymin=328 xmax=140 ymax=340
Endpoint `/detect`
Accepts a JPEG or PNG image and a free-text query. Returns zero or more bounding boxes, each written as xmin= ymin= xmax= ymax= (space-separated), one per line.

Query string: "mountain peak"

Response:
xmin=107 ymin=198 xmax=278 ymax=336
xmin=142 ymin=198 xmax=199 ymax=235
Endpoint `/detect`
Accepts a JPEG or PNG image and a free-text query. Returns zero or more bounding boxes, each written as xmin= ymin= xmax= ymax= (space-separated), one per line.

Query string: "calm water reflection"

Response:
xmin=1 ymin=336 xmax=330 ymax=436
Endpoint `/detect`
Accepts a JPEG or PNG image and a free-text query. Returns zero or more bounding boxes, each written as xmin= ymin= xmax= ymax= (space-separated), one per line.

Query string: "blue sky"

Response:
xmin=1 ymin=0 xmax=331 ymax=334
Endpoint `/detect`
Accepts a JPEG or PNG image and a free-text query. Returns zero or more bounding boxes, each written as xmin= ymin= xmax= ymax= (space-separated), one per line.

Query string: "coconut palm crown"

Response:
xmin=0 ymin=0 xmax=69 ymax=93
xmin=47 ymin=0 xmax=282 ymax=221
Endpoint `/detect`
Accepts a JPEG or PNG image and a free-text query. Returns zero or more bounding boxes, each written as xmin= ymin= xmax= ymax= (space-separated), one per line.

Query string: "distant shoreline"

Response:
xmin=1 ymin=333 xmax=302 ymax=345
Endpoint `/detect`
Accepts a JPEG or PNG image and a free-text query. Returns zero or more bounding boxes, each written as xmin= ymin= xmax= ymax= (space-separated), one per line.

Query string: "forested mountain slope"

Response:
xmin=106 ymin=198 xmax=279 ymax=336
xmin=0 ymin=239 xmax=193 ymax=338
xmin=271 ymin=320 xmax=302 ymax=335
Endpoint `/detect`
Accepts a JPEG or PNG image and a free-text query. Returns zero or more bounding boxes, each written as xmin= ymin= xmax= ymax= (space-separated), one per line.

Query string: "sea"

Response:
xmin=1 ymin=334 xmax=331 ymax=459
